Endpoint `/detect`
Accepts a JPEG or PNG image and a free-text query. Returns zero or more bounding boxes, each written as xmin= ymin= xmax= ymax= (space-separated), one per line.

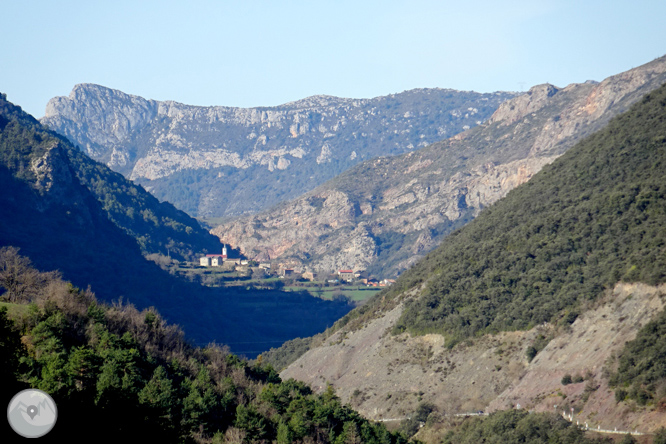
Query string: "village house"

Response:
xmin=337 ymin=269 xmax=355 ymax=282
xmin=199 ymin=245 xmax=247 ymax=267
xmin=199 ymin=245 xmax=229 ymax=267
xmin=200 ymin=256 xmax=212 ymax=267
xmin=379 ymin=278 xmax=396 ymax=287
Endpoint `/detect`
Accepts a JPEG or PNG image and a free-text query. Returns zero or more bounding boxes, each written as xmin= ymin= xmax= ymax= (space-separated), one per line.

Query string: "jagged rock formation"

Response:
xmin=213 ymin=56 xmax=666 ymax=277
xmin=41 ymin=85 xmax=515 ymax=218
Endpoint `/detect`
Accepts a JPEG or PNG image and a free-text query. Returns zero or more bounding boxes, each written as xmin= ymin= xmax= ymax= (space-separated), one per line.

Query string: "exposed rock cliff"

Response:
xmin=41 ymin=85 xmax=515 ymax=218
xmin=213 ymin=56 xmax=666 ymax=277
xmin=29 ymin=141 xmax=82 ymax=208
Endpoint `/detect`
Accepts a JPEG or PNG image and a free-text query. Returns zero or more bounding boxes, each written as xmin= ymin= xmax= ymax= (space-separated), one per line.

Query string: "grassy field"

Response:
xmin=284 ymin=285 xmax=383 ymax=302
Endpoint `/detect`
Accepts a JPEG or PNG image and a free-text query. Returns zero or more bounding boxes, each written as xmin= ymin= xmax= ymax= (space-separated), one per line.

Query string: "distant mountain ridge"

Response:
xmin=41 ymin=85 xmax=516 ymax=218
xmin=212 ymin=56 xmax=666 ymax=277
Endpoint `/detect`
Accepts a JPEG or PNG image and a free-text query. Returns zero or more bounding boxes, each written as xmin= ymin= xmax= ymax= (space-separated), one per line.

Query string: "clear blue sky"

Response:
xmin=3 ymin=0 xmax=666 ymax=118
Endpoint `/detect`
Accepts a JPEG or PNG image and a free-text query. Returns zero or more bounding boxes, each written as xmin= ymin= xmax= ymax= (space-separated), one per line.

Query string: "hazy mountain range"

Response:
xmin=41 ymin=85 xmax=516 ymax=219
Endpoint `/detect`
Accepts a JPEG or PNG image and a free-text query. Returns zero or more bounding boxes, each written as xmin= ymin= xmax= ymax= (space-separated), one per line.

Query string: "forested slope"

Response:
xmin=0 ymin=252 xmax=405 ymax=443
xmin=384 ymin=82 xmax=666 ymax=344
xmin=269 ymin=77 xmax=666 ymax=434
xmin=0 ymin=93 xmax=221 ymax=261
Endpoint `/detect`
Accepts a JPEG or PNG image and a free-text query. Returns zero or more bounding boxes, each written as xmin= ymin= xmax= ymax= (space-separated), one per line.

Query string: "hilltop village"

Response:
xmin=198 ymin=245 xmax=395 ymax=289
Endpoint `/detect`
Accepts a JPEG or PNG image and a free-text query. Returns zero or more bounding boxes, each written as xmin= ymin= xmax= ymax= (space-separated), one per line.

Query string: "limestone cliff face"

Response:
xmin=214 ymin=156 xmax=553 ymax=275
xmin=41 ymin=85 xmax=515 ymax=218
xmin=212 ymin=56 xmax=666 ymax=277
xmin=489 ymin=83 xmax=561 ymax=126
xmin=44 ymin=84 xmax=158 ymax=164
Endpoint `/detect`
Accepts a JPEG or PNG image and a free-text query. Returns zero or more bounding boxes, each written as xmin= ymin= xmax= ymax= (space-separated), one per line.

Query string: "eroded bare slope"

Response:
xmin=282 ymin=284 xmax=666 ymax=434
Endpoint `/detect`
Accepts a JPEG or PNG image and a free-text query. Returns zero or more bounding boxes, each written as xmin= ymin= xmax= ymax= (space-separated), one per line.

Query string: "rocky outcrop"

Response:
xmin=44 ymin=84 xmax=158 ymax=163
xmin=489 ymin=83 xmax=561 ymax=126
xmin=30 ymin=142 xmax=76 ymax=199
xmin=212 ymin=56 xmax=666 ymax=277
xmin=41 ymin=85 xmax=515 ymax=217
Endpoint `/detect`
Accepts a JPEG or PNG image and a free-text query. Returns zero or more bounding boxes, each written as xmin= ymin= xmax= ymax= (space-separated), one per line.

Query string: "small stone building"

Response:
xmin=337 ymin=270 xmax=355 ymax=282
xmin=200 ymin=257 xmax=212 ymax=267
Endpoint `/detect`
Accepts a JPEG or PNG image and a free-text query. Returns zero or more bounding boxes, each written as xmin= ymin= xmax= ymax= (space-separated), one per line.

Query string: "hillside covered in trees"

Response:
xmin=0 ymin=248 xmax=406 ymax=443
xmin=381 ymin=82 xmax=666 ymax=344
xmin=0 ymin=92 xmax=221 ymax=262
xmin=267 ymin=82 xmax=666 ymax=419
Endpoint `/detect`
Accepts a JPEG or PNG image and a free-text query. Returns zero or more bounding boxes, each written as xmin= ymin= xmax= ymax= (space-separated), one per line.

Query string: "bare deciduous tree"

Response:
xmin=0 ymin=246 xmax=34 ymax=301
xmin=0 ymin=246 xmax=60 ymax=302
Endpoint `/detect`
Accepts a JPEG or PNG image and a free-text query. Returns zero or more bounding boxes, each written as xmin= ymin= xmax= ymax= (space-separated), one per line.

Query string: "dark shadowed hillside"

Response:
xmin=0 ymin=93 xmax=351 ymax=356
xmin=0 ymin=92 xmax=221 ymax=261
